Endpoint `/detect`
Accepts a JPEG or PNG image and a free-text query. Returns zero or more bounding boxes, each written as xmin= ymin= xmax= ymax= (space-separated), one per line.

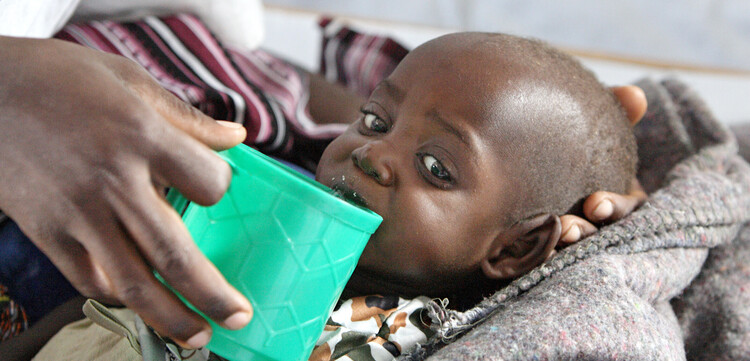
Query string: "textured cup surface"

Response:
xmin=167 ymin=144 xmax=382 ymax=361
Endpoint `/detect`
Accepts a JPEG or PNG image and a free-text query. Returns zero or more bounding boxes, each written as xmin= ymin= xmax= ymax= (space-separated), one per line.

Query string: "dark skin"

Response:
xmin=0 ymin=36 xmax=252 ymax=349
xmin=308 ymin=73 xmax=648 ymax=247
xmin=0 ymin=34 xmax=645 ymax=352
xmin=315 ymin=33 xmax=647 ymax=298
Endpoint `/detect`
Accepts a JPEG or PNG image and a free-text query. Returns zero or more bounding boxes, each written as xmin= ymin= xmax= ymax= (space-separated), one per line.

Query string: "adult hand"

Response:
xmin=559 ymin=85 xmax=648 ymax=244
xmin=0 ymin=36 xmax=251 ymax=348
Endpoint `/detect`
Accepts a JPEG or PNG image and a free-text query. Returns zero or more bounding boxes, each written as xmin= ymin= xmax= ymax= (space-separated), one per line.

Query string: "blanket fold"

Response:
xmin=404 ymin=78 xmax=750 ymax=360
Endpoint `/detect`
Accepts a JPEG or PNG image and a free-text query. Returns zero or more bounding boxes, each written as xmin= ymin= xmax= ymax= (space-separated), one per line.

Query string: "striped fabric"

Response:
xmin=0 ymin=17 xmax=410 ymax=226
xmin=319 ymin=17 xmax=409 ymax=98
xmin=55 ymin=13 xmax=347 ymax=171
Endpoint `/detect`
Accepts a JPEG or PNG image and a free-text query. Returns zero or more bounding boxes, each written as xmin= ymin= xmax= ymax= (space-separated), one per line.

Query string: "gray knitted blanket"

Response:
xmin=403 ymin=78 xmax=750 ymax=361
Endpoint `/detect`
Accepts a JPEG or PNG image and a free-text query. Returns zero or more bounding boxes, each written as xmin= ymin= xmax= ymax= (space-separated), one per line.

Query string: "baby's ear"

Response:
xmin=481 ymin=214 xmax=561 ymax=280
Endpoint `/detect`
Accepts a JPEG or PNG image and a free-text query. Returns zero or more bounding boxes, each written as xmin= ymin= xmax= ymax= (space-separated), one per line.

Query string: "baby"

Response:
xmin=317 ymin=31 xmax=636 ymax=300
xmin=307 ymin=31 xmax=637 ymax=359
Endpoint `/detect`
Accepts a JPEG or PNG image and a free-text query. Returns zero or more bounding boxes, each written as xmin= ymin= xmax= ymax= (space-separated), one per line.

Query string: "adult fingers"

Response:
xmin=611 ymin=85 xmax=647 ymax=127
xmin=559 ymin=215 xmax=598 ymax=245
xmin=80 ymin=215 xmax=213 ymax=349
xmin=107 ymin=174 xmax=252 ymax=341
xmin=582 ymin=179 xmax=647 ymax=223
xmin=148 ymin=117 xmax=235 ymax=206
xmin=126 ymin=66 xmax=246 ymax=151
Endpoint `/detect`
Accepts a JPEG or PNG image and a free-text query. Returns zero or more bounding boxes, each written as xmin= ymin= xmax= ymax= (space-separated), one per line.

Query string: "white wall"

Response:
xmin=262 ymin=5 xmax=750 ymax=124
xmin=264 ymin=0 xmax=750 ymax=72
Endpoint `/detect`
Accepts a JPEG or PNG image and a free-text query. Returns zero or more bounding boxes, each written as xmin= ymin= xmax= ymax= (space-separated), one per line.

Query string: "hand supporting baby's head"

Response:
xmin=316 ymin=32 xmax=637 ymax=300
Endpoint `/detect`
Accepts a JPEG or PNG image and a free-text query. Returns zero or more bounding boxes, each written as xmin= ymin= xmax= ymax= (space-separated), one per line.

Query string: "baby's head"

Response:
xmin=316 ymin=32 xmax=637 ymax=299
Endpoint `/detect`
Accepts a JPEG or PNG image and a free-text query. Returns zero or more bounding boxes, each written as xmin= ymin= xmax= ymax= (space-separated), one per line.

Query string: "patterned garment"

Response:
xmin=309 ymin=296 xmax=435 ymax=361
xmin=318 ymin=18 xmax=408 ymax=99
xmin=0 ymin=284 xmax=28 ymax=341
xmin=55 ymin=13 xmax=346 ymax=172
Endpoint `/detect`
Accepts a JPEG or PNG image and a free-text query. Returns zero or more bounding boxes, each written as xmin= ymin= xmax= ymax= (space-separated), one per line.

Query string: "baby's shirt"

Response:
xmin=309 ymin=295 xmax=435 ymax=361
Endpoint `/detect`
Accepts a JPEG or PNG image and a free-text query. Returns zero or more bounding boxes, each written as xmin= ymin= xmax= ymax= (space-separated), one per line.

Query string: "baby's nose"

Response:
xmin=351 ymin=142 xmax=394 ymax=186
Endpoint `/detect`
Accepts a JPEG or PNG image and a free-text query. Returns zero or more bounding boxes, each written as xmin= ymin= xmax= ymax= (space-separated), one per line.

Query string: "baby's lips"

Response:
xmin=331 ymin=180 xmax=370 ymax=208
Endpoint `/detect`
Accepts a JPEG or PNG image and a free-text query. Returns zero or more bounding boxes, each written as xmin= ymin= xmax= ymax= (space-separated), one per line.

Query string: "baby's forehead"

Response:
xmin=395 ymin=41 xmax=579 ymax=131
xmin=404 ymin=35 xmax=567 ymax=100
xmin=419 ymin=33 xmax=588 ymax=96
xmin=378 ymin=32 xmax=593 ymax=153
xmin=409 ymin=33 xmax=548 ymax=74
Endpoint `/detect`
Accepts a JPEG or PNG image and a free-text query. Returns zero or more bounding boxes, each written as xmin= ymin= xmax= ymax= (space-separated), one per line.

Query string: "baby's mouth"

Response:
xmin=330 ymin=181 xmax=369 ymax=209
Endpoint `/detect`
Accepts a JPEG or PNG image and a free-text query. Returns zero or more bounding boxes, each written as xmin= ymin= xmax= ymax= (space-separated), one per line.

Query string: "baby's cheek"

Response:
xmin=355 ymin=220 xmax=433 ymax=278
xmin=355 ymin=189 xmax=475 ymax=280
xmin=407 ymin=200 xmax=484 ymax=269
xmin=399 ymin=215 xmax=464 ymax=271
xmin=318 ymin=131 xmax=357 ymax=168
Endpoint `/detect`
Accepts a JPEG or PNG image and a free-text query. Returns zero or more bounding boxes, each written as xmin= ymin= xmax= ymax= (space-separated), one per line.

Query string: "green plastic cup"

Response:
xmin=165 ymin=144 xmax=382 ymax=361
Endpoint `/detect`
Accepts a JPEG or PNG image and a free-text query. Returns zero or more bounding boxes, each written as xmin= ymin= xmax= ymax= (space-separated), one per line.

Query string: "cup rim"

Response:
xmin=220 ymin=144 xmax=383 ymax=232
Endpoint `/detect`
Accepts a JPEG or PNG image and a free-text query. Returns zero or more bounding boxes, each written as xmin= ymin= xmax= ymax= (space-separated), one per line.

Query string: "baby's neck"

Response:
xmin=342 ymin=268 xmax=510 ymax=311
xmin=342 ymin=267 xmax=426 ymax=300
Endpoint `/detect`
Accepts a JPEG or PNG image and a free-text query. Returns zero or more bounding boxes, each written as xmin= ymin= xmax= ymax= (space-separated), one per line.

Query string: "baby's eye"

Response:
xmin=363 ymin=113 xmax=388 ymax=133
xmin=422 ymin=155 xmax=451 ymax=181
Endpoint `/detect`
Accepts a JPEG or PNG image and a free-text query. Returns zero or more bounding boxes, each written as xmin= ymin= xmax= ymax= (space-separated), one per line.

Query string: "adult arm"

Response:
xmin=0 ymin=36 xmax=251 ymax=349
xmin=308 ymin=72 xmax=367 ymax=125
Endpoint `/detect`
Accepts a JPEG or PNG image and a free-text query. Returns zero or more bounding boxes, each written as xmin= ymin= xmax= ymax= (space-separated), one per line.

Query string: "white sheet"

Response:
xmin=0 ymin=0 xmax=80 ymax=38
xmin=0 ymin=0 xmax=265 ymax=51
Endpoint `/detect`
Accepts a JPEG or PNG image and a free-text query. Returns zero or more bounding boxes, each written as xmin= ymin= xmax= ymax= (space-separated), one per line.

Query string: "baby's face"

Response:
xmin=316 ymin=36 xmax=534 ymax=296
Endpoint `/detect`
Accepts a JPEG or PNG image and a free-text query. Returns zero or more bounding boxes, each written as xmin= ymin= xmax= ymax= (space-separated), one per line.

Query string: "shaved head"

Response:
xmin=319 ymin=31 xmax=637 ymax=298
xmin=415 ymin=32 xmax=637 ymax=222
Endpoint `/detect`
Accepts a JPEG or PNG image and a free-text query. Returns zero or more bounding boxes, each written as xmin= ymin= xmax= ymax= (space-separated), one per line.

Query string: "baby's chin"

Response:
xmin=343 ymin=267 xmax=505 ymax=312
xmin=344 ymin=254 xmax=476 ymax=300
xmin=342 ymin=265 xmax=427 ymax=300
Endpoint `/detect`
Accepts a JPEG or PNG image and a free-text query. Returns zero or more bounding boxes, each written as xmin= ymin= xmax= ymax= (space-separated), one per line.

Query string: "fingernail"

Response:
xmin=186 ymin=329 xmax=212 ymax=349
xmin=561 ymin=225 xmax=580 ymax=242
xmin=217 ymin=120 xmax=243 ymax=129
xmin=593 ymin=199 xmax=614 ymax=220
xmin=224 ymin=311 xmax=252 ymax=330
